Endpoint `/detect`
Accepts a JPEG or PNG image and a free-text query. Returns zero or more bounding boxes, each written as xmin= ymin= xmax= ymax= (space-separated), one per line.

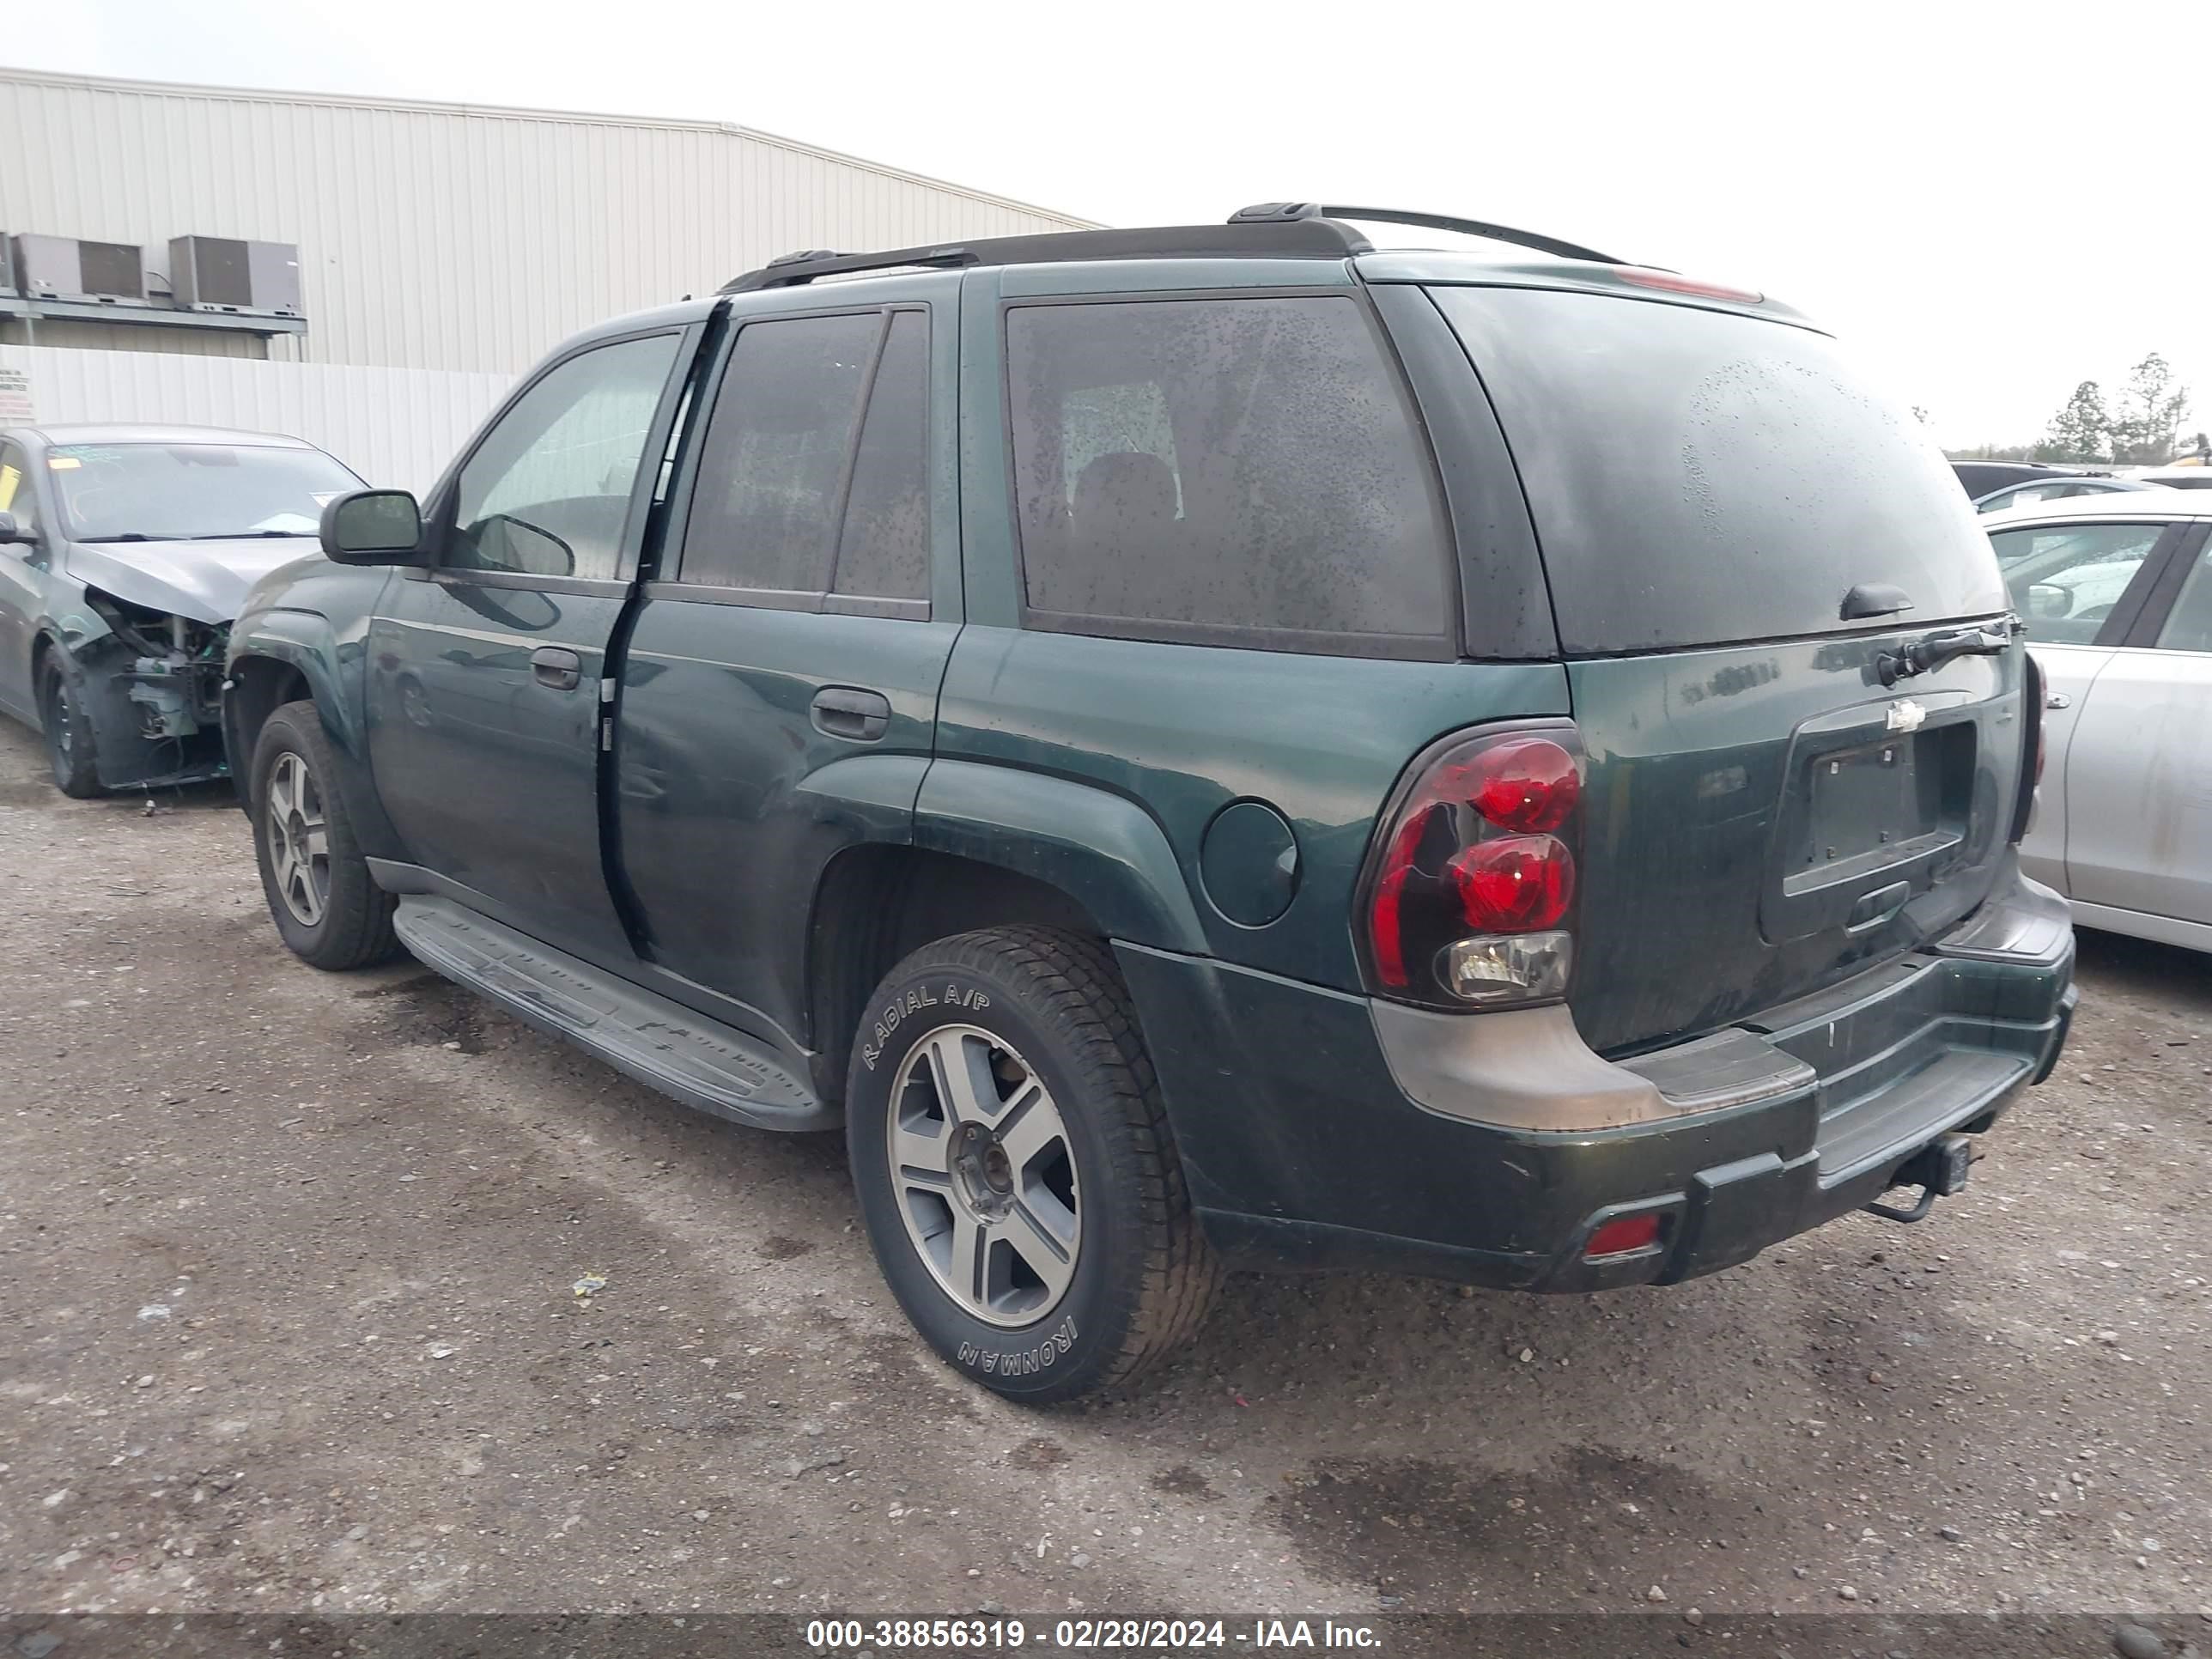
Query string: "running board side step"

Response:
xmin=392 ymin=896 xmax=836 ymax=1133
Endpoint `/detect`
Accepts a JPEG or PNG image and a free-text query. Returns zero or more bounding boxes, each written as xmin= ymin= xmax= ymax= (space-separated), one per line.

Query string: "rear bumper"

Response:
xmin=1124 ymin=860 xmax=2075 ymax=1291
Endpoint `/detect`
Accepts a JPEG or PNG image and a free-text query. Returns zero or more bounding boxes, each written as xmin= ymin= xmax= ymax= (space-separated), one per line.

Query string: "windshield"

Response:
xmin=49 ymin=442 xmax=362 ymax=542
xmin=1429 ymin=287 xmax=2007 ymax=653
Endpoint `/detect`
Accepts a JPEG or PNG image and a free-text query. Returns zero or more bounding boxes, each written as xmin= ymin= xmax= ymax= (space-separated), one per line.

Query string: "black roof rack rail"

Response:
xmin=720 ymin=204 xmax=1621 ymax=293
xmin=1230 ymin=202 xmax=1623 ymax=265
xmin=720 ymin=218 xmax=1370 ymax=293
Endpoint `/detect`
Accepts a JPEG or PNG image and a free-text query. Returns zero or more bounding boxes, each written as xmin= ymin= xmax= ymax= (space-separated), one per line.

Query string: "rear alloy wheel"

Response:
xmin=38 ymin=654 xmax=102 ymax=799
xmin=887 ymin=1025 xmax=1084 ymax=1328
xmin=250 ymin=699 xmax=400 ymax=971
xmin=847 ymin=926 xmax=1219 ymax=1403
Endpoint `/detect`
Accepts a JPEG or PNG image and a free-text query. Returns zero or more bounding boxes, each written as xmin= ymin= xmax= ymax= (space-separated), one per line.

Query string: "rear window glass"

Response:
xmin=1006 ymin=295 xmax=1449 ymax=649
xmin=1430 ymin=288 xmax=2006 ymax=653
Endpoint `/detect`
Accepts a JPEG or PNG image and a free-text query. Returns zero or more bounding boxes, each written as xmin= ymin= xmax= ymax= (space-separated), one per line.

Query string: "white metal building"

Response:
xmin=0 ymin=66 xmax=1090 ymax=370
xmin=0 ymin=67 xmax=1091 ymax=483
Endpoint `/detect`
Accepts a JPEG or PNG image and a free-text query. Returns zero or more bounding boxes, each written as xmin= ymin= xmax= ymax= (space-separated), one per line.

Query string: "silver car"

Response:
xmin=0 ymin=423 xmax=364 ymax=796
xmin=1972 ymin=474 xmax=2167 ymax=514
xmin=1987 ymin=492 xmax=2212 ymax=951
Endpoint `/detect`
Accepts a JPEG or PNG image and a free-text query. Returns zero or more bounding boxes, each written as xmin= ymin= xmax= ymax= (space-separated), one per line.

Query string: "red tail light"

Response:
xmin=1361 ymin=724 xmax=1585 ymax=1007
xmin=1451 ymin=836 xmax=1575 ymax=931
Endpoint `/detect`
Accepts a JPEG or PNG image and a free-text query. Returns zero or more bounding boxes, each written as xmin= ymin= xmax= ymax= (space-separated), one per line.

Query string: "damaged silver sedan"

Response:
xmin=0 ymin=424 xmax=365 ymax=796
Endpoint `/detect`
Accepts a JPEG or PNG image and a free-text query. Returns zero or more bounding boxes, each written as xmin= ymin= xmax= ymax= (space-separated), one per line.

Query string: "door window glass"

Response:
xmin=832 ymin=311 xmax=931 ymax=603
xmin=1005 ymin=295 xmax=1449 ymax=645
xmin=2155 ymin=541 xmax=2212 ymax=653
xmin=680 ymin=313 xmax=879 ymax=592
xmin=451 ymin=333 xmax=682 ymax=582
xmin=1992 ymin=522 xmax=2165 ymax=644
xmin=0 ymin=443 xmax=36 ymax=538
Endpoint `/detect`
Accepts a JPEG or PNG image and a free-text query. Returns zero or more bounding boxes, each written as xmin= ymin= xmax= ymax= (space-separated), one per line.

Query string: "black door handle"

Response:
xmin=811 ymin=685 xmax=891 ymax=742
xmin=532 ymin=647 xmax=582 ymax=690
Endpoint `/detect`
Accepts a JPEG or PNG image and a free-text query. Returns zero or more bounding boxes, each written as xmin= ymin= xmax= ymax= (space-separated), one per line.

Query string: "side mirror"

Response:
xmin=0 ymin=510 xmax=27 ymax=545
xmin=2027 ymin=582 xmax=2071 ymax=620
xmin=320 ymin=489 xmax=424 ymax=565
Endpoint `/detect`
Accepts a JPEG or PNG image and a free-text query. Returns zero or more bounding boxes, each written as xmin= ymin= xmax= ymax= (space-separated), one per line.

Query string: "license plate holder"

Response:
xmin=1806 ymin=735 xmax=1928 ymax=870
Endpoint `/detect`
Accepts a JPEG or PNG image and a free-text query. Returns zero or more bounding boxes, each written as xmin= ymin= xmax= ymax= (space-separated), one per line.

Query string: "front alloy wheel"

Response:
xmin=249 ymin=699 xmax=399 ymax=972
xmin=261 ymin=750 xmax=331 ymax=927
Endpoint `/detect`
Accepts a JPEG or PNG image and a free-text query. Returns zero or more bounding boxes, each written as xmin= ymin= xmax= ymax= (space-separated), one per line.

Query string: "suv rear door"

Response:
xmin=613 ymin=278 xmax=961 ymax=1052
xmin=1424 ymin=281 xmax=2029 ymax=1054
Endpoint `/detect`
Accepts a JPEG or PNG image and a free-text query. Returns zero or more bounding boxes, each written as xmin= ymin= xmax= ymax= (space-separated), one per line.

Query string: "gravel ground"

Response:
xmin=2 ymin=717 xmax=2208 ymax=1636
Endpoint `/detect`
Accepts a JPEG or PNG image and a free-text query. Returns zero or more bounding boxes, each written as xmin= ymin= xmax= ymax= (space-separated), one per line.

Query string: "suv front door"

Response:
xmin=367 ymin=327 xmax=690 ymax=958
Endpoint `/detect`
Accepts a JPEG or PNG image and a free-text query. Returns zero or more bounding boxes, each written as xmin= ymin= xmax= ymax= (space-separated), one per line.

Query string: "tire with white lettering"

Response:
xmin=846 ymin=926 xmax=1219 ymax=1403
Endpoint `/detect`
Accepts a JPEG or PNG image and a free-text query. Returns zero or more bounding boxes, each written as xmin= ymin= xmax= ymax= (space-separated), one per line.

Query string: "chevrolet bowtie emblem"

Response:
xmin=1886 ymin=699 xmax=1927 ymax=733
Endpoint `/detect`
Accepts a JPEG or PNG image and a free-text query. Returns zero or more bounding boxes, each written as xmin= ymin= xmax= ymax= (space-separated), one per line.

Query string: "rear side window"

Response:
xmin=1431 ymin=287 xmax=2007 ymax=653
xmin=1006 ymin=295 xmax=1450 ymax=651
xmin=681 ymin=313 xmax=878 ymax=592
xmin=834 ymin=310 xmax=930 ymax=602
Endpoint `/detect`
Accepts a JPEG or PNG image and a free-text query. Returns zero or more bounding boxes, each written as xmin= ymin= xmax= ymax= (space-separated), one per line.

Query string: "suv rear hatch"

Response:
xmin=1425 ymin=282 xmax=2022 ymax=1056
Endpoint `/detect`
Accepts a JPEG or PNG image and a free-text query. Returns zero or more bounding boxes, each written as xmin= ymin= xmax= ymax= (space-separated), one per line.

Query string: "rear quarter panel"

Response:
xmin=932 ymin=627 xmax=1568 ymax=987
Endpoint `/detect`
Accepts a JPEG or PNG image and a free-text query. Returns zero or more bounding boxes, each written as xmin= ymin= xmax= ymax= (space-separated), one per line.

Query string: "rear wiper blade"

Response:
xmin=1876 ymin=623 xmax=2013 ymax=687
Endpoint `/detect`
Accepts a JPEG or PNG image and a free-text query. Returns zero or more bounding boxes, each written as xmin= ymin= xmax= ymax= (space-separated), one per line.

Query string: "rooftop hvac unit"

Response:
xmin=11 ymin=234 xmax=145 ymax=301
xmin=0 ymin=236 xmax=14 ymax=298
xmin=168 ymin=236 xmax=301 ymax=315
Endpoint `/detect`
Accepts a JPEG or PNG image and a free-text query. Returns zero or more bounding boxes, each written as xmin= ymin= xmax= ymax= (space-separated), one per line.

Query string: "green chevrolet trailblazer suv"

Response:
xmin=223 ymin=204 xmax=2075 ymax=1401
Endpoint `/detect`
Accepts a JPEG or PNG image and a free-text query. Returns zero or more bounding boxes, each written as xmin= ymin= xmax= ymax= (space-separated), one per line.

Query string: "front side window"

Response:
xmin=451 ymin=333 xmax=682 ymax=582
xmin=679 ymin=313 xmax=880 ymax=592
xmin=46 ymin=442 xmax=358 ymax=543
xmin=1006 ymin=295 xmax=1450 ymax=647
xmin=0 ymin=442 xmax=38 ymax=539
xmin=1990 ymin=521 xmax=2166 ymax=645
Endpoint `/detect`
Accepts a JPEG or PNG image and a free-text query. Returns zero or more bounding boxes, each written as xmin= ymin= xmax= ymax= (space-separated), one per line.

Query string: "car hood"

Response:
xmin=64 ymin=537 xmax=326 ymax=624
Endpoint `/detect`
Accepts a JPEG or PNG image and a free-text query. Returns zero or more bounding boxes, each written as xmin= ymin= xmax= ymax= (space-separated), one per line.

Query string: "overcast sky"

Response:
xmin=20 ymin=0 xmax=2209 ymax=449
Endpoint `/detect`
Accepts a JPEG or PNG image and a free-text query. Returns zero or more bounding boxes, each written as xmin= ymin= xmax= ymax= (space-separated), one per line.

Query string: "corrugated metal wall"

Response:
xmin=0 ymin=68 xmax=1092 ymax=374
xmin=0 ymin=343 xmax=512 ymax=490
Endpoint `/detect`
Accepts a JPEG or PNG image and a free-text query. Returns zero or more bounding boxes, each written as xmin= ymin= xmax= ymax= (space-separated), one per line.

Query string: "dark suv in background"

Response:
xmin=223 ymin=204 xmax=2075 ymax=1402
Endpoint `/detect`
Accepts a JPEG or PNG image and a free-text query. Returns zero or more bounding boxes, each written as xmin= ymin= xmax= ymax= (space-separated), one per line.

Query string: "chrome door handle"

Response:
xmin=2045 ymin=691 xmax=2071 ymax=710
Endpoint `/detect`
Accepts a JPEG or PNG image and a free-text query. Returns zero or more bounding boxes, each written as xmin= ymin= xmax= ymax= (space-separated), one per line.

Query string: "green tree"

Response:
xmin=2108 ymin=353 xmax=2192 ymax=465
xmin=2036 ymin=380 xmax=2111 ymax=464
